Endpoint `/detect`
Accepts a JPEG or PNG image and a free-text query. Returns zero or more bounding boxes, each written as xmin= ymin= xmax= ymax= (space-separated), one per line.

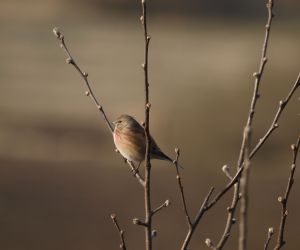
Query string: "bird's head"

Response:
xmin=113 ymin=114 xmax=140 ymax=131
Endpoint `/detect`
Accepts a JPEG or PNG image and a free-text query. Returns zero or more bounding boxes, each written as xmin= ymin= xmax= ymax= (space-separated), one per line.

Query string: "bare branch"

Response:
xmin=214 ymin=2 xmax=276 ymax=248
xmin=239 ymin=126 xmax=252 ymax=250
xmin=177 ymin=68 xmax=298 ymax=249
xmin=250 ymin=73 xmax=300 ymax=158
xmin=274 ymin=136 xmax=300 ymax=250
xmin=127 ymin=160 xmax=146 ymax=187
xmin=180 ymin=187 xmax=215 ymax=250
xmin=52 ymin=27 xmax=113 ymax=133
xmin=209 ymin=43 xmax=300 ymax=250
xmin=152 ymin=199 xmax=171 ymax=215
xmin=52 ymin=27 xmax=145 ymax=186
xmin=110 ymin=214 xmax=127 ymax=250
xmin=174 ymin=148 xmax=192 ymax=228
xmin=140 ymin=0 xmax=153 ymax=249
xmin=264 ymin=227 xmax=274 ymax=250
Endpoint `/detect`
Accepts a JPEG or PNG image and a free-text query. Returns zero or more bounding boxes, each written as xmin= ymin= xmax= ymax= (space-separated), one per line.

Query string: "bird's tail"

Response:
xmin=156 ymin=151 xmax=184 ymax=170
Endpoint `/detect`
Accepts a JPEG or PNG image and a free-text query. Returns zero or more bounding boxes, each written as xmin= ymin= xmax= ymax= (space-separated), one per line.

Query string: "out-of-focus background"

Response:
xmin=0 ymin=0 xmax=299 ymax=249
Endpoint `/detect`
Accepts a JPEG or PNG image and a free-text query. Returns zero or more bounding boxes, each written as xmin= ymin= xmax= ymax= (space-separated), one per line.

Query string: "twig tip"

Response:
xmin=268 ymin=227 xmax=274 ymax=235
xmin=53 ymin=27 xmax=63 ymax=39
xmin=205 ymin=238 xmax=214 ymax=248
xmin=165 ymin=199 xmax=171 ymax=207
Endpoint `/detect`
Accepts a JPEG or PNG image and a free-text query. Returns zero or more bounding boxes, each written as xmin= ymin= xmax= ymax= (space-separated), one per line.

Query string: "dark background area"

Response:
xmin=0 ymin=0 xmax=299 ymax=249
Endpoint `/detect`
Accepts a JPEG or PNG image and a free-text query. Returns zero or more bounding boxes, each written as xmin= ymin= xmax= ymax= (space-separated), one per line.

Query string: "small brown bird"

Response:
xmin=113 ymin=114 xmax=180 ymax=168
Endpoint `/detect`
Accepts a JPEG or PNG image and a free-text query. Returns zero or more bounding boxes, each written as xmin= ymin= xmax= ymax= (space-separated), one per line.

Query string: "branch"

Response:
xmin=180 ymin=187 xmax=215 ymax=250
xmin=250 ymin=73 xmax=300 ymax=159
xmin=222 ymin=165 xmax=233 ymax=180
xmin=274 ymin=136 xmax=300 ymax=250
xmin=140 ymin=1 xmax=153 ymax=249
xmin=239 ymin=126 xmax=252 ymax=250
xmin=110 ymin=214 xmax=127 ymax=250
xmin=264 ymin=227 xmax=274 ymax=250
xmin=174 ymin=148 xmax=192 ymax=228
xmin=179 ymin=153 xmax=243 ymax=250
xmin=52 ymin=27 xmax=113 ymax=133
xmin=213 ymin=2 xmax=276 ymax=248
xmin=179 ymin=68 xmax=298 ymax=249
xmin=52 ymin=27 xmax=145 ymax=186
xmin=128 ymin=160 xmax=146 ymax=187
xmin=152 ymin=199 xmax=171 ymax=215
xmin=205 ymin=0 xmax=274 ymax=249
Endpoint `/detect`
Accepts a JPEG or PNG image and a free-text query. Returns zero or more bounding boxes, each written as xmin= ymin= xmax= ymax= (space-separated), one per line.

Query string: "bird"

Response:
xmin=112 ymin=114 xmax=182 ymax=169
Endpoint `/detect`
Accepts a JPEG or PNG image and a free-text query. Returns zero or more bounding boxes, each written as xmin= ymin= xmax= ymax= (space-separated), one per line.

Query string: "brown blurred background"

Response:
xmin=0 ymin=0 xmax=299 ymax=249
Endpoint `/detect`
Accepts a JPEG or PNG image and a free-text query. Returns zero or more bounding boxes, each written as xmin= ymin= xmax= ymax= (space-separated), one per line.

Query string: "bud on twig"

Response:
xmin=232 ymin=218 xmax=236 ymax=224
xmin=53 ymin=27 xmax=63 ymax=39
xmin=151 ymin=229 xmax=157 ymax=238
xmin=165 ymin=199 xmax=171 ymax=207
xmin=66 ymin=58 xmax=73 ymax=64
xmin=253 ymin=72 xmax=260 ymax=78
xmin=205 ymin=238 xmax=214 ymax=248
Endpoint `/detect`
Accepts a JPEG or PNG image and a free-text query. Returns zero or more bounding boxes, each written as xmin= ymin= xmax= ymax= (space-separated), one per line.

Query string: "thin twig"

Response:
xmin=110 ymin=214 xmax=127 ymax=250
xmin=128 ymin=160 xmax=146 ymax=187
xmin=174 ymin=147 xmax=215 ymax=249
xmin=140 ymin=1 xmax=152 ymax=249
xmin=250 ymin=73 xmax=300 ymax=158
xmin=274 ymin=136 xmax=300 ymax=250
xmin=264 ymin=227 xmax=274 ymax=250
xmin=222 ymin=165 xmax=233 ymax=180
xmin=52 ymin=27 xmax=145 ymax=186
xmin=152 ymin=199 xmax=171 ymax=215
xmin=181 ymin=187 xmax=215 ymax=250
xmin=174 ymin=148 xmax=192 ymax=228
xmin=52 ymin=28 xmax=113 ymax=133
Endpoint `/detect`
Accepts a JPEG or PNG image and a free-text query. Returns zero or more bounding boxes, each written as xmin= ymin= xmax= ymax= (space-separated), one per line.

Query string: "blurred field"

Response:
xmin=0 ymin=1 xmax=299 ymax=250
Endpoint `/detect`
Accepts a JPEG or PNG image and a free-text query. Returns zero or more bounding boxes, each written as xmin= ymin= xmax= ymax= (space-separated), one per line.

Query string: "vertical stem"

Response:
xmin=141 ymin=1 xmax=152 ymax=249
xmin=239 ymin=127 xmax=251 ymax=250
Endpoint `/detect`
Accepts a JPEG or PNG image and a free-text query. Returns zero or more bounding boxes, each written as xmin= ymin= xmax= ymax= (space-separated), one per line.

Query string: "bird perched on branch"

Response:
xmin=113 ymin=114 xmax=182 ymax=168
